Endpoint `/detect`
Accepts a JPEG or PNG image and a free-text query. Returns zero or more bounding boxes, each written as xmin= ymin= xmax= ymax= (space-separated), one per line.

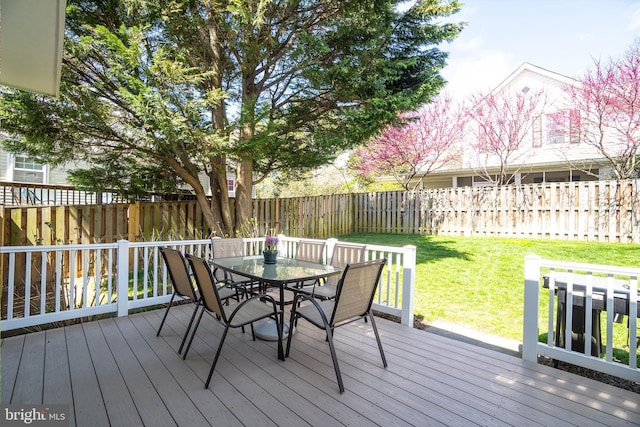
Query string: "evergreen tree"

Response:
xmin=1 ymin=0 xmax=464 ymax=235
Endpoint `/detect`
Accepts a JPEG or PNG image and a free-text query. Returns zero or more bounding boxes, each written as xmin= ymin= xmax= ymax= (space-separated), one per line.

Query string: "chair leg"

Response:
xmin=205 ymin=326 xmax=230 ymax=389
xmin=275 ymin=312 xmax=284 ymax=362
xmin=285 ymin=307 xmax=298 ymax=357
xmin=178 ymin=301 xmax=201 ymax=354
xmin=368 ymin=313 xmax=387 ymax=368
xmin=183 ymin=305 xmax=206 ymax=360
xmin=156 ymin=292 xmax=177 ymax=336
xmin=324 ymin=326 xmax=345 ymax=394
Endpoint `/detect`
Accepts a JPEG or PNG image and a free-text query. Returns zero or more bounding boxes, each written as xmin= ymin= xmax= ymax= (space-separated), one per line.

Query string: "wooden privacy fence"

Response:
xmin=1 ymin=180 xmax=639 ymax=249
xmin=354 ymin=179 xmax=640 ymax=243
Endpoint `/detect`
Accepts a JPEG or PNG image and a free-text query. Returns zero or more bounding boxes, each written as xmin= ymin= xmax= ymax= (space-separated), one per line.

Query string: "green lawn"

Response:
xmin=338 ymin=233 xmax=640 ymax=346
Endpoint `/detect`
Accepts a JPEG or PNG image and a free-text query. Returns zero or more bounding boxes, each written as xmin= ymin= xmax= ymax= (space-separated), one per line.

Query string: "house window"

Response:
xmin=227 ymin=179 xmax=234 ymax=192
xmin=546 ymin=115 xmax=565 ymax=144
xmin=13 ymin=155 xmax=45 ymax=183
xmin=544 ymin=110 xmax=580 ymax=145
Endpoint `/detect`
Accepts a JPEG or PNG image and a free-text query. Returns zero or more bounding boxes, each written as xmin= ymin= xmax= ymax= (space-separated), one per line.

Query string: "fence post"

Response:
xmin=401 ymin=245 xmax=416 ymax=327
xmin=522 ymin=254 xmax=541 ymax=362
xmin=117 ymin=239 xmax=130 ymax=317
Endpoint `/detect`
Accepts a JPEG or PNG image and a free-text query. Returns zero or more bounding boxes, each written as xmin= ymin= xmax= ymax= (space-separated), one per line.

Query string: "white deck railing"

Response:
xmin=0 ymin=236 xmax=416 ymax=332
xmin=522 ymin=255 xmax=640 ymax=382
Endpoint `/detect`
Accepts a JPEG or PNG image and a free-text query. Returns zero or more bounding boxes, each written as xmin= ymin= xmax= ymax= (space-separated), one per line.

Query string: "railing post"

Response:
xmin=401 ymin=245 xmax=416 ymax=327
xmin=116 ymin=239 xmax=130 ymax=317
xmin=522 ymin=255 xmax=541 ymax=362
xmin=326 ymin=238 xmax=337 ymax=263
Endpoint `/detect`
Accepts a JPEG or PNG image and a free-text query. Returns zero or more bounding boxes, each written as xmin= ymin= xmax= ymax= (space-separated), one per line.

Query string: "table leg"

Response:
xmin=253 ymin=282 xmax=287 ymax=359
xmin=278 ymin=284 xmax=285 ymax=360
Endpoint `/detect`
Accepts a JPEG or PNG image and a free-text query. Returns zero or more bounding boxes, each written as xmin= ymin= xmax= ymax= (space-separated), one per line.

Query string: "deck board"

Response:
xmin=98 ymin=316 xmax=176 ymax=427
xmin=43 ymin=328 xmax=75 ymax=426
xmin=12 ymin=331 xmax=45 ymax=404
xmin=1 ymin=332 xmax=23 ymax=402
xmin=83 ymin=321 xmax=144 ymax=427
xmin=2 ymin=304 xmax=638 ymax=427
xmin=65 ymin=323 xmax=110 ymax=427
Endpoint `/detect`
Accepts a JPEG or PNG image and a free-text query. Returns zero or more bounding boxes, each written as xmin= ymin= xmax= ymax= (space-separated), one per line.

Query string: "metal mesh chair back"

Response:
xmin=186 ymin=254 xmax=226 ymax=321
xmin=159 ymin=247 xmax=197 ymax=301
xmin=330 ymin=242 xmax=366 ymax=268
xmin=332 ymin=259 xmax=386 ymax=325
xmin=295 ymin=240 xmax=326 ymax=264
xmin=326 ymin=243 xmax=366 ymax=286
xmin=211 ymin=237 xmax=246 ymax=282
xmin=211 ymin=237 xmax=245 ymax=258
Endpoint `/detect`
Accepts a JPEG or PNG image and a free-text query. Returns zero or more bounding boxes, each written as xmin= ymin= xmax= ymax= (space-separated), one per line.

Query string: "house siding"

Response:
xmin=0 ymin=149 xmax=8 ymax=180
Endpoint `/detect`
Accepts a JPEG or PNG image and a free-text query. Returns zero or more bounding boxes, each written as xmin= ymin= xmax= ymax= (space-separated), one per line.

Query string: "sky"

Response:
xmin=439 ymin=0 xmax=640 ymax=100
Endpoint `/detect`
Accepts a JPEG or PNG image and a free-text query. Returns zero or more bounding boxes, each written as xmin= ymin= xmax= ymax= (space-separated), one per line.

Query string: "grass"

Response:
xmin=339 ymin=233 xmax=640 ymax=361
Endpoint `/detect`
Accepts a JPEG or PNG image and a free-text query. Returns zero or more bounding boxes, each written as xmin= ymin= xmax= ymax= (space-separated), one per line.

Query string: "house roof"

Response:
xmin=491 ymin=62 xmax=578 ymax=95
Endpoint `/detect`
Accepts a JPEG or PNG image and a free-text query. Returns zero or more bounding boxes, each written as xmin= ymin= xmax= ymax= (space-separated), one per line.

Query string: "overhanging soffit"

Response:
xmin=0 ymin=0 xmax=66 ymax=97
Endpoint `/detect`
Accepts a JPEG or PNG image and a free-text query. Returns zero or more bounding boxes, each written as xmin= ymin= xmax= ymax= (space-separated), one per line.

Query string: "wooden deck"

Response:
xmin=2 ymin=304 xmax=639 ymax=427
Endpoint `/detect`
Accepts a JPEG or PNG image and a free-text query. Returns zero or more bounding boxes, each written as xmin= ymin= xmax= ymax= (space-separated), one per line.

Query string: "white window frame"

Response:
xmin=8 ymin=153 xmax=48 ymax=183
xmin=545 ymin=114 xmax=565 ymax=144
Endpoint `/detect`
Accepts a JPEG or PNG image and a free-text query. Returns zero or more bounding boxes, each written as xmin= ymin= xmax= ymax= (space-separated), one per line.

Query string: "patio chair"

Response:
xmin=286 ymin=258 xmax=388 ymax=393
xmin=211 ymin=237 xmax=256 ymax=295
xmin=157 ymin=247 xmax=239 ymax=354
xmin=183 ymin=253 xmax=283 ymax=389
xmin=305 ymin=242 xmax=366 ymax=300
xmin=289 ymin=239 xmax=327 ymax=291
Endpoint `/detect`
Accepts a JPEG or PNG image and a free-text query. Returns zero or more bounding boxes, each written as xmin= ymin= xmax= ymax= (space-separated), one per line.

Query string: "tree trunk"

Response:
xmin=204 ymin=9 xmax=234 ymax=236
xmin=235 ymin=157 xmax=253 ymax=232
xmin=208 ymin=154 xmax=234 ymax=236
xmin=235 ymin=71 xmax=257 ymax=233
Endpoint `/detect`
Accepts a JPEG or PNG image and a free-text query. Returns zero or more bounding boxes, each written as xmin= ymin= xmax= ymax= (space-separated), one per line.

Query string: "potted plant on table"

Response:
xmin=263 ymin=235 xmax=279 ymax=264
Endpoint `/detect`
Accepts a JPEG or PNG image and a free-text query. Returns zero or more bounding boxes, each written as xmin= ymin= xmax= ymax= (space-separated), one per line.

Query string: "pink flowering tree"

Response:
xmin=555 ymin=39 xmax=640 ymax=180
xmin=466 ymin=88 xmax=546 ymax=185
xmin=351 ymin=95 xmax=465 ymax=190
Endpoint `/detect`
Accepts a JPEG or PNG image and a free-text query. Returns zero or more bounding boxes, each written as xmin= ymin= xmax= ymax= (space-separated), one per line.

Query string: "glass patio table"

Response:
xmin=209 ymin=255 xmax=342 ymax=360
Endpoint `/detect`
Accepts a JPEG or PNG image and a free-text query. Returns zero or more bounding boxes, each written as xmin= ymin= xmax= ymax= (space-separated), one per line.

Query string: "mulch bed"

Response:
xmin=374 ymin=311 xmax=640 ymax=394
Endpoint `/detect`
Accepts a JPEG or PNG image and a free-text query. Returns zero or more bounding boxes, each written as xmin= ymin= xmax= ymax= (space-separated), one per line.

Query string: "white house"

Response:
xmin=418 ymin=63 xmax=617 ymax=189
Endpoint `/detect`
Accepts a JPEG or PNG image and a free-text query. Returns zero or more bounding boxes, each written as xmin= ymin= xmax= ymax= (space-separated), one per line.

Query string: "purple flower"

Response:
xmin=265 ymin=235 xmax=278 ymax=251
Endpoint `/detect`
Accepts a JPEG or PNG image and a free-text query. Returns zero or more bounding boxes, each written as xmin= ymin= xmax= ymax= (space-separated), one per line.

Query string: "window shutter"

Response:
xmin=532 ymin=116 xmax=542 ymax=147
xmin=569 ymin=109 xmax=580 ymax=144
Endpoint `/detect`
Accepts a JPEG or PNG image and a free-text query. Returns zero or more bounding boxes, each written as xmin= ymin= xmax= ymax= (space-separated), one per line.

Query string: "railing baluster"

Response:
xmin=55 ymin=251 xmax=61 ymax=311
xmin=40 ymin=251 xmax=47 ymax=314
xmin=95 ymin=248 xmax=102 ymax=307
xmin=82 ymin=249 xmax=89 ymax=308
xmin=24 ymin=252 xmax=31 ymax=318
xmin=143 ymin=246 xmax=149 ymax=299
xmin=69 ymin=249 xmax=76 ymax=310
xmin=132 ymin=247 xmax=139 ymax=301
xmin=107 ymin=249 xmax=113 ymax=304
